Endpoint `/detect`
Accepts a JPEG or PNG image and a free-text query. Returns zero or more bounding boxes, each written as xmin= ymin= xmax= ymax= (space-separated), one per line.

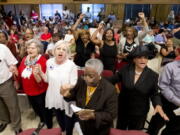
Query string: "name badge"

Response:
xmin=49 ymin=65 xmax=54 ymax=70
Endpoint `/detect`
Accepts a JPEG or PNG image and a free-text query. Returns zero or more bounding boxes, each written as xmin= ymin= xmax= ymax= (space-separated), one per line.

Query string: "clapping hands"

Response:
xmin=32 ymin=64 xmax=42 ymax=75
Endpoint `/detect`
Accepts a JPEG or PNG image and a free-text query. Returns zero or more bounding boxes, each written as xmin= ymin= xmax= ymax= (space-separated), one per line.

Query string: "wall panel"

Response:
xmin=151 ymin=4 xmax=171 ymax=22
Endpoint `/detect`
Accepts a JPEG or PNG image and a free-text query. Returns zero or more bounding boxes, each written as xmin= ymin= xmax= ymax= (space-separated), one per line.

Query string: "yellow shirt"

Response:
xmin=86 ymin=86 xmax=97 ymax=105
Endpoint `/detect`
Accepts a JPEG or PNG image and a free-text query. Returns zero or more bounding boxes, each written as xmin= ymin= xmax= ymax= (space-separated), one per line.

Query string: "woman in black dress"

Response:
xmin=71 ymin=14 xmax=96 ymax=67
xmin=92 ymin=24 xmax=117 ymax=72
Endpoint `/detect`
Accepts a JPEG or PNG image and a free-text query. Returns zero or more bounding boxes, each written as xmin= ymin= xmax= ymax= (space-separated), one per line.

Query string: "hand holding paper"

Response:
xmin=70 ymin=104 xmax=95 ymax=120
xmin=70 ymin=104 xmax=83 ymax=113
xmin=77 ymin=109 xmax=95 ymax=120
xmin=173 ymin=107 xmax=180 ymax=116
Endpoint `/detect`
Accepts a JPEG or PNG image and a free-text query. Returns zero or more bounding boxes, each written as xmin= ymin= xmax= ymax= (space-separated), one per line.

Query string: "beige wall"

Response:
xmin=0 ymin=0 xmax=179 ymax=4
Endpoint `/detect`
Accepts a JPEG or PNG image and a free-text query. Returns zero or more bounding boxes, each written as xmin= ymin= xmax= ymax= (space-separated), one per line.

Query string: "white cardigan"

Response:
xmin=118 ymin=25 xmax=149 ymax=54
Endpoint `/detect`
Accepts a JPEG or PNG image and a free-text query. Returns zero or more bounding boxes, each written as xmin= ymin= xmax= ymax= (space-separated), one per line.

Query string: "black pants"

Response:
xmin=54 ymin=109 xmax=76 ymax=135
xmin=41 ymin=41 xmax=49 ymax=53
xmin=147 ymin=96 xmax=180 ymax=135
xmin=117 ymin=114 xmax=147 ymax=130
xmin=28 ymin=92 xmax=52 ymax=129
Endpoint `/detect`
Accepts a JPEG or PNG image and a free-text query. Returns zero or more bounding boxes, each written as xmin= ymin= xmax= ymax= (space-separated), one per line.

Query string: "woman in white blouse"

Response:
xmin=35 ymin=40 xmax=78 ymax=135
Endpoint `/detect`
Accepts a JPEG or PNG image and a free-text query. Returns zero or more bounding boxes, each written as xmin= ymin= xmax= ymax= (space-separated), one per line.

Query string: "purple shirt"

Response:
xmin=159 ymin=60 xmax=180 ymax=106
xmin=155 ymin=34 xmax=166 ymax=44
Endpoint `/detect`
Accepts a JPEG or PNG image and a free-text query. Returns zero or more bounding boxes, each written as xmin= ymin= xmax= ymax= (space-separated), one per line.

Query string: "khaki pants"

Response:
xmin=0 ymin=98 xmax=10 ymax=124
xmin=0 ymin=78 xmax=21 ymax=131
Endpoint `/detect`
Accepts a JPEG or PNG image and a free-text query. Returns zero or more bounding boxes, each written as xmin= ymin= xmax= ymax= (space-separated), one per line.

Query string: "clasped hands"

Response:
xmin=154 ymin=105 xmax=169 ymax=121
xmin=31 ymin=64 xmax=42 ymax=75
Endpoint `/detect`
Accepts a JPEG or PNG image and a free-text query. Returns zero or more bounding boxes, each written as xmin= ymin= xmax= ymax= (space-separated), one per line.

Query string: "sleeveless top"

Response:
xmin=100 ymin=42 xmax=117 ymax=71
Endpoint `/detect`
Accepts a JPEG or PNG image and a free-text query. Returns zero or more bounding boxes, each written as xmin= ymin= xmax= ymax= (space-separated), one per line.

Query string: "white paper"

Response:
xmin=70 ymin=104 xmax=83 ymax=113
xmin=173 ymin=107 xmax=180 ymax=116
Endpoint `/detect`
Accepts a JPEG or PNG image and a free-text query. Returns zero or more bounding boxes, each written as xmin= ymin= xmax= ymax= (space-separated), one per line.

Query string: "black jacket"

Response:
xmin=65 ymin=77 xmax=118 ymax=135
xmin=109 ymin=63 xmax=161 ymax=116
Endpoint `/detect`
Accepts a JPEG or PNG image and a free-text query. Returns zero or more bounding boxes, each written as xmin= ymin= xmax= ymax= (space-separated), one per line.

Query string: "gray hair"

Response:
xmin=85 ymin=59 xmax=104 ymax=75
xmin=53 ymin=40 xmax=71 ymax=58
xmin=25 ymin=39 xmax=43 ymax=54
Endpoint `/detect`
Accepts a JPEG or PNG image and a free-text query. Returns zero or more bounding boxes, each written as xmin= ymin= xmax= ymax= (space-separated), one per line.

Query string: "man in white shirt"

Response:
xmin=85 ymin=7 xmax=92 ymax=22
xmin=0 ymin=44 xmax=22 ymax=134
xmin=62 ymin=6 xmax=70 ymax=21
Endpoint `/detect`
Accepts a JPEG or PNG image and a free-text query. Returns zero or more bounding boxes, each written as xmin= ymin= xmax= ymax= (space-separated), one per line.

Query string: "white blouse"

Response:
xmin=45 ymin=58 xmax=78 ymax=117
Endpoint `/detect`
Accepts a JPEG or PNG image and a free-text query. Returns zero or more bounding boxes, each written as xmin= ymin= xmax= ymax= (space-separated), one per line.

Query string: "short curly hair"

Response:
xmin=123 ymin=26 xmax=138 ymax=38
xmin=25 ymin=39 xmax=43 ymax=54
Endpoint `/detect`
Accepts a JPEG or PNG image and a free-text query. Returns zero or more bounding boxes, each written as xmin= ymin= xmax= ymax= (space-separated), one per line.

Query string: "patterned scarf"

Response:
xmin=24 ymin=55 xmax=41 ymax=66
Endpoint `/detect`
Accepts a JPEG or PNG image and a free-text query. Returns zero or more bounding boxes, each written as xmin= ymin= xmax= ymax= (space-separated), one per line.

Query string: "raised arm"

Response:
xmin=72 ymin=14 xmax=84 ymax=30
xmin=138 ymin=12 xmax=149 ymax=41
xmin=91 ymin=23 xmax=104 ymax=47
xmin=71 ymin=13 xmax=85 ymax=40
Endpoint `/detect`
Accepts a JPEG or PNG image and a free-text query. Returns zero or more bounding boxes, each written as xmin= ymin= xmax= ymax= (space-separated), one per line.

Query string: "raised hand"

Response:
xmin=98 ymin=23 xmax=104 ymax=30
xmin=79 ymin=13 xmax=85 ymax=20
xmin=138 ymin=12 xmax=145 ymax=19
xmin=60 ymin=84 xmax=71 ymax=97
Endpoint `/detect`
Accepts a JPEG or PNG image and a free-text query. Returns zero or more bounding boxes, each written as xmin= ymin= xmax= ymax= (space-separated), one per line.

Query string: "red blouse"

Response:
xmin=40 ymin=33 xmax=52 ymax=41
xmin=18 ymin=55 xmax=48 ymax=96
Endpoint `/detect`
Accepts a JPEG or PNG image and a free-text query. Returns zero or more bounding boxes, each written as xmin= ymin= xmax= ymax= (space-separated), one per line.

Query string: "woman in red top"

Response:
xmin=30 ymin=10 xmax=39 ymax=22
xmin=40 ymin=26 xmax=52 ymax=53
xmin=17 ymin=39 xmax=52 ymax=134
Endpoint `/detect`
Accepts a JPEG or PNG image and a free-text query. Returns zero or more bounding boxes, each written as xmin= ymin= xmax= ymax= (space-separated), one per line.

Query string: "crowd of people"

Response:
xmin=0 ymin=5 xmax=180 ymax=135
